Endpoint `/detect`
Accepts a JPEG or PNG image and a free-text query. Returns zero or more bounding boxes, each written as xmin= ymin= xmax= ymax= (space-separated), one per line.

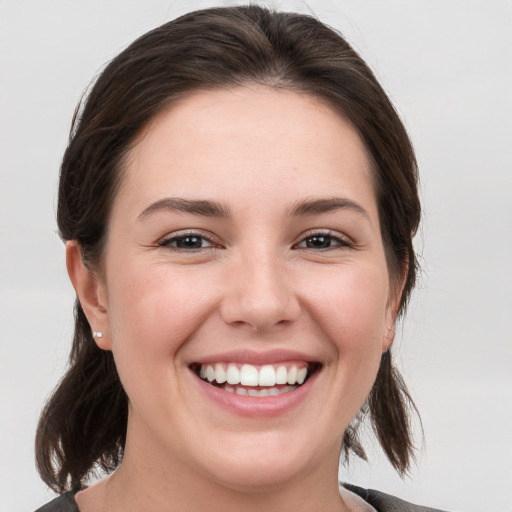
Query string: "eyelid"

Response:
xmin=293 ymin=229 xmax=354 ymax=249
xmin=158 ymin=229 xmax=221 ymax=250
xmin=156 ymin=228 xmax=353 ymax=252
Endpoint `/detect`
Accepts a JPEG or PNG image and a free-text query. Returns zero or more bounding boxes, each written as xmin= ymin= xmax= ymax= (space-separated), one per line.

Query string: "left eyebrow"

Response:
xmin=288 ymin=197 xmax=370 ymax=221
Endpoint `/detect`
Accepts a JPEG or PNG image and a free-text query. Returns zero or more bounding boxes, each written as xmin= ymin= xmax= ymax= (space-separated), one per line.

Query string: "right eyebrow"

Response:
xmin=137 ymin=197 xmax=232 ymax=220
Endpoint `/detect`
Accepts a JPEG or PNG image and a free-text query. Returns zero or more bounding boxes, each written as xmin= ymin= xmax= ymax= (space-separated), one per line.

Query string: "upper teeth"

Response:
xmin=199 ymin=363 xmax=308 ymax=386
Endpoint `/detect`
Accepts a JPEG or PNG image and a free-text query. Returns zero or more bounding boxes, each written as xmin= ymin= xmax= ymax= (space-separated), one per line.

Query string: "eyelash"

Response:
xmin=158 ymin=230 xmax=353 ymax=252
xmin=158 ymin=231 xmax=218 ymax=252
xmin=293 ymin=230 xmax=353 ymax=251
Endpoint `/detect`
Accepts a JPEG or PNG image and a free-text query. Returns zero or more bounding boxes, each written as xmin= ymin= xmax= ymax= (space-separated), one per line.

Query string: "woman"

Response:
xmin=35 ymin=6 xmax=445 ymax=512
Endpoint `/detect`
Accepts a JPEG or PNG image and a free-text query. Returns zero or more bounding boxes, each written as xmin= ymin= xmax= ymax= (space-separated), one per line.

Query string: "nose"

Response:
xmin=220 ymin=250 xmax=301 ymax=332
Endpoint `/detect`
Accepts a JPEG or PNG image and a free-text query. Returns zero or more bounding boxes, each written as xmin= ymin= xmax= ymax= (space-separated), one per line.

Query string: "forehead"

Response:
xmin=118 ymin=86 xmax=375 ymax=214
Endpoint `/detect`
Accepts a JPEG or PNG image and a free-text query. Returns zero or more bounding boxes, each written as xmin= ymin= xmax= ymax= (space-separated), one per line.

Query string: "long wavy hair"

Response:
xmin=36 ymin=5 xmax=421 ymax=493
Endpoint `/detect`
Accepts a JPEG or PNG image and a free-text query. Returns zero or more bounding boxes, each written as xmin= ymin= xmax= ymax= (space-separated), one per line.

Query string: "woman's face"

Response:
xmin=91 ymin=86 xmax=398 ymax=490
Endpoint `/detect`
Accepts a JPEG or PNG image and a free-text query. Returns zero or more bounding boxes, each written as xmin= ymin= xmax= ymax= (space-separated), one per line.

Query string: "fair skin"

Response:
xmin=67 ymin=86 xmax=398 ymax=512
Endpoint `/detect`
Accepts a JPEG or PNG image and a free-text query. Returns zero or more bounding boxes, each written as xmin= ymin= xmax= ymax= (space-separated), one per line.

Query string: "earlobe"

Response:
xmin=65 ymin=241 xmax=112 ymax=350
xmin=382 ymin=324 xmax=395 ymax=353
xmin=383 ymin=293 xmax=399 ymax=352
xmin=383 ymin=266 xmax=407 ymax=353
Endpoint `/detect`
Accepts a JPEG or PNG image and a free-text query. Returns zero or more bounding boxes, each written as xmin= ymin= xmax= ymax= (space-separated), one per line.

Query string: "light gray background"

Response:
xmin=1 ymin=1 xmax=511 ymax=511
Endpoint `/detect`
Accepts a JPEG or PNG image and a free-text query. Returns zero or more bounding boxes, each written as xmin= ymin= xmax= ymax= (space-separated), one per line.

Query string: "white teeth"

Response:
xmin=258 ymin=365 xmax=276 ymax=386
xmin=248 ymin=387 xmax=278 ymax=397
xmin=215 ymin=363 xmax=227 ymax=384
xmin=226 ymin=364 xmax=240 ymax=385
xmin=240 ymin=364 xmax=259 ymax=386
xmin=275 ymin=365 xmax=288 ymax=385
xmin=206 ymin=365 xmax=215 ymax=382
xmin=210 ymin=383 xmax=296 ymax=397
xmin=198 ymin=362 xmax=311 ymax=387
xmin=287 ymin=366 xmax=297 ymax=385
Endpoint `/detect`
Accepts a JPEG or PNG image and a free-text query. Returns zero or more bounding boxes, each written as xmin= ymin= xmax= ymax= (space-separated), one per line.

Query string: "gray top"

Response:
xmin=34 ymin=484 xmax=448 ymax=512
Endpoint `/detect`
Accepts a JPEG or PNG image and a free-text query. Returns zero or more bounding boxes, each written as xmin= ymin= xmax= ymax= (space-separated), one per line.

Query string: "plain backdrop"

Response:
xmin=1 ymin=1 xmax=511 ymax=511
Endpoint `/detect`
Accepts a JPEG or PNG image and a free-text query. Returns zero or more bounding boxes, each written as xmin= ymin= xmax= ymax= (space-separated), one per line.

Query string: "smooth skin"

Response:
xmin=67 ymin=86 xmax=400 ymax=512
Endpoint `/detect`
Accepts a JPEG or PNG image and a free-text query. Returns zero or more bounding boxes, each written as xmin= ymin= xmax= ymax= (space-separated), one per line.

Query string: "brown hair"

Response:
xmin=36 ymin=5 xmax=421 ymax=493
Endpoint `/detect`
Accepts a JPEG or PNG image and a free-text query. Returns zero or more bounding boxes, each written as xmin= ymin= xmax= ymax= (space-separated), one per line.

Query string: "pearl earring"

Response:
xmin=93 ymin=331 xmax=103 ymax=338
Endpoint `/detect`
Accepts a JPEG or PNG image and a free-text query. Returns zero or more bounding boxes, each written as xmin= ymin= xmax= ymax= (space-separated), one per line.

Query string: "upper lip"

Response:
xmin=189 ymin=348 xmax=319 ymax=366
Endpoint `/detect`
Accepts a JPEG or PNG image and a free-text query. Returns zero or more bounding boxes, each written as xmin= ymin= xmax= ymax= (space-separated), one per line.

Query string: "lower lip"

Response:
xmin=193 ymin=372 xmax=318 ymax=417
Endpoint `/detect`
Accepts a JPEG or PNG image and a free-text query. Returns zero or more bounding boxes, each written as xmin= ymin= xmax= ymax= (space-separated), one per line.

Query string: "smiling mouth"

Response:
xmin=191 ymin=362 xmax=321 ymax=397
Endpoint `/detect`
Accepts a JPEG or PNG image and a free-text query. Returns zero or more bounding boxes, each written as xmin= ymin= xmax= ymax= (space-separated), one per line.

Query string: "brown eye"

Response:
xmin=304 ymin=235 xmax=332 ymax=249
xmin=296 ymin=232 xmax=352 ymax=250
xmin=160 ymin=233 xmax=215 ymax=250
xmin=174 ymin=235 xmax=205 ymax=249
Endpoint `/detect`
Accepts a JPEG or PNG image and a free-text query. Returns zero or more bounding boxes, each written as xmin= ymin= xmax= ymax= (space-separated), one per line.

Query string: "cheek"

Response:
xmin=105 ymin=261 xmax=219 ymax=363
xmin=103 ymin=261 xmax=222 ymax=415
xmin=300 ymin=261 xmax=389 ymax=354
xmin=294 ymin=261 xmax=389 ymax=425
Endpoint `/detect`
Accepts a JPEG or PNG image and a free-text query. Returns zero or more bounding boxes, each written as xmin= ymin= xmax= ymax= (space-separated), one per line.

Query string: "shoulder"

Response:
xmin=34 ymin=491 xmax=79 ymax=512
xmin=34 ymin=484 xmax=449 ymax=512
xmin=343 ymin=483 xmax=449 ymax=512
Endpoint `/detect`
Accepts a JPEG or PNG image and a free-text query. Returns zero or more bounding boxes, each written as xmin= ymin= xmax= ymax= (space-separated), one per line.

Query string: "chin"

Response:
xmin=192 ymin=431 xmax=322 ymax=493
xmin=207 ymin=456 xmax=305 ymax=492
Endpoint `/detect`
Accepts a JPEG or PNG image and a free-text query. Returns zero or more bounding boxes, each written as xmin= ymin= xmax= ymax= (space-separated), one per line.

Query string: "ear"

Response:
xmin=66 ymin=241 xmax=112 ymax=350
xmin=382 ymin=262 xmax=408 ymax=353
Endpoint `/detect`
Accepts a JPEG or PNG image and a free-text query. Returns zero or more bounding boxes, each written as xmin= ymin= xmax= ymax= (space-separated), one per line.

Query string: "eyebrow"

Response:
xmin=138 ymin=198 xmax=232 ymax=220
xmin=138 ymin=196 xmax=369 ymax=221
xmin=289 ymin=197 xmax=370 ymax=220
